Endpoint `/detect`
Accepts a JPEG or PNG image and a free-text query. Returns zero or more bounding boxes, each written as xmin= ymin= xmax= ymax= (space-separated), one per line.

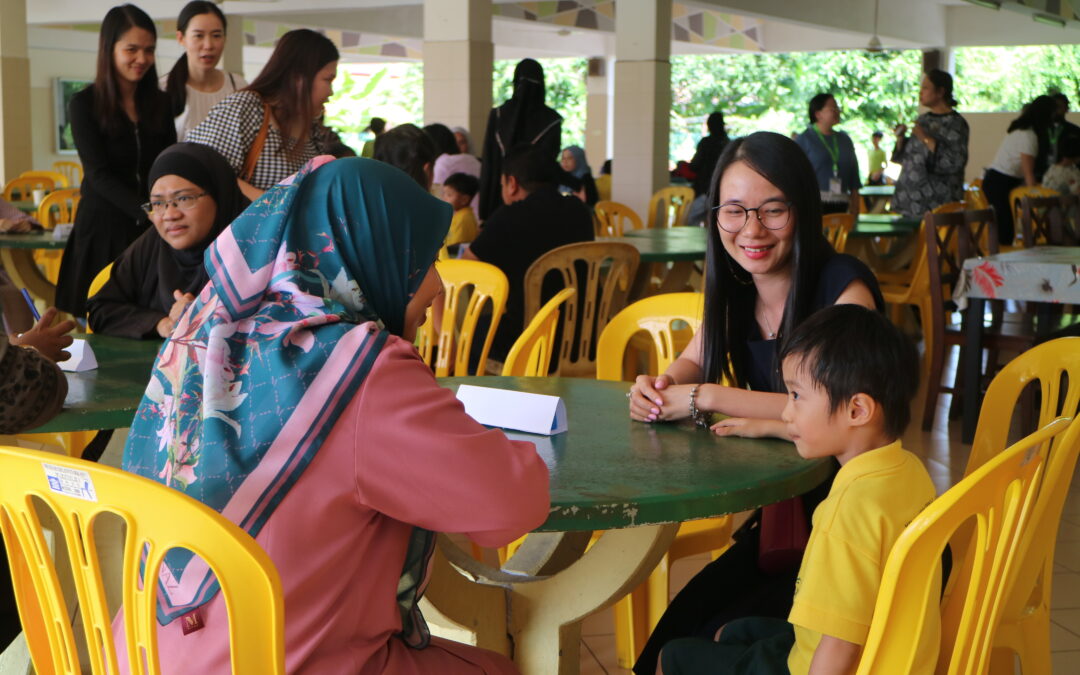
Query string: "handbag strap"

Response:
xmin=240 ymin=102 xmax=271 ymax=183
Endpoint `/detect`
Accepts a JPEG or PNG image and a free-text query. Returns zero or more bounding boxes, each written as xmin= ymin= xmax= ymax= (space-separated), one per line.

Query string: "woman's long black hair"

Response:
xmin=92 ymin=4 xmax=164 ymax=131
xmin=165 ymin=1 xmax=228 ymax=117
xmin=700 ymin=131 xmax=833 ymax=389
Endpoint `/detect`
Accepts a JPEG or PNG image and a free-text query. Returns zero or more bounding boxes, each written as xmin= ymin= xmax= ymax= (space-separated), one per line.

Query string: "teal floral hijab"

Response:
xmin=123 ymin=157 xmax=450 ymax=643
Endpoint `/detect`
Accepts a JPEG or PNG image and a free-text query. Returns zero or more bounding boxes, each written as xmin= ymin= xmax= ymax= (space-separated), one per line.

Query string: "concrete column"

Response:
xmin=612 ymin=0 xmax=672 ymax=219
xmin=584 ymin=57 xmax=609 ymax=175
xmin=422 ymin=0 xmax=493 ymax=148
xmin=0 ymin=0 xmax=33 ymax=184
xmin=223 ymin=14 xmax=245 ymax=79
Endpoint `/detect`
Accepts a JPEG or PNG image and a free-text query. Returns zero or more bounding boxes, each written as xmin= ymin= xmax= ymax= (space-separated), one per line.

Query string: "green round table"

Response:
xmin=600 ymin=227 xmax=707 ymax=296
xmin=424 ymin=376 xmax=829 ymax=673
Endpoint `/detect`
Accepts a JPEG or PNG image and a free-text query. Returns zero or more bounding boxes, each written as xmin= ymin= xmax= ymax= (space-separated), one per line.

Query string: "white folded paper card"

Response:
xmin=57 ymin=338 xmax=98 ymax=372
xmin=456 ymin=384 xmax=568 ymax=435
xmin=53 ymin=223 xmax=73 ymax=240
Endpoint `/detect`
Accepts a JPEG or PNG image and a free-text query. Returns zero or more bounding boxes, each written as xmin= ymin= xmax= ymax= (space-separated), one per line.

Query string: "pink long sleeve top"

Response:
xmin=115 ymin=336 xmax=551 ymax=674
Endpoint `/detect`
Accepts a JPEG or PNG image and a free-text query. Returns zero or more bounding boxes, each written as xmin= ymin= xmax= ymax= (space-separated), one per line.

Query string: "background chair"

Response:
xmin=594 ymin=200 xmax=643 ymax=237
xmin=52 ymin=161 xmax=82 ymax=188
xmin=962 ymin=338 xmax=1080 ymax=674
xmin=1019 ymin=193 xmax=1079 ymax=247
xmin=523 ymin=241 xmax=639 ymax=377
xmin=596 ymin=292 xmax=735 ymax=667
xmin=855 ymin=417 xmax=1070 ymax=675
xmin=646 ymin=186 xmax=694 ymax=229
xmin=34 ymin=188 xmax=81 ymax=284
xmin=0 ymin=445 xmax=284 ymax=674
xmin=501 ymin=288 xmax=575 ymax=377
xmin=821 ymin=212 xmax=855 ymax=253
xmin=1008 ymin=185 xmax=1059 ymax=246
xmin=3 ymin=177 xmax=52 ymax=202
xmin=416 ymin=259 xmax=508 ymax=377
xmin=19 ymin=171 xmax=68 ymax=189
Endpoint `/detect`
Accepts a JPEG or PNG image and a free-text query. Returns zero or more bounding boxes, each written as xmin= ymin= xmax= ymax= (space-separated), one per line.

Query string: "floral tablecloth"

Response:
xmin=954 ymin=246 xmax=1080 ymax=308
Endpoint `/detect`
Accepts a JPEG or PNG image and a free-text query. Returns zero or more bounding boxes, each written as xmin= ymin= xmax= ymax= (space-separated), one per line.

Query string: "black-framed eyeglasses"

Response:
xmin=141 ymin=192 xmax=208 ymax=215
xmin=712 ymin=199 xmax=792 ymax=233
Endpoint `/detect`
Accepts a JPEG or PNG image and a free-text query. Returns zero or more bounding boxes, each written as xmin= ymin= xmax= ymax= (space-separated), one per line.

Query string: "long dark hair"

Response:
xmin=373 ymin=124 xmax=438 ymax=188
xmin=246 ymin=29 xmax=339 ymax=158
xmin=165 ymin=1 xmax=228 ymax=117
xmin=700 ymin=131 xmax=832 ymax=388
xmin=92 ymin=4 xmax=163 ymax=131
xmin=1008 ymin=95 xmax=1057 ymax=133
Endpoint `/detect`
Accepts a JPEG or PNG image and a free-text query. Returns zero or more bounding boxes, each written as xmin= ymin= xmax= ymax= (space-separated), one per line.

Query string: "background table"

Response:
xmin=601 ymin=226 xmax=707 ymax=296
xmin=956 ymin=247 xmax=1080 ymax=442
xmin=424 ymin=376 xmax=830 ymax=673
xmin=0 ymin=231 xmax=67 ymax=306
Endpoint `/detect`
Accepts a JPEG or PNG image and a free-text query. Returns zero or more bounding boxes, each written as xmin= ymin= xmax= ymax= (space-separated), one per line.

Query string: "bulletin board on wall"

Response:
xmin=54 ymin=78 xmax=91 ymax=155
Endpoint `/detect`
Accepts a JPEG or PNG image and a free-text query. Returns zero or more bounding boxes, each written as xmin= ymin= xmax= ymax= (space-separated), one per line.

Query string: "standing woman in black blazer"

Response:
xmin=56 ymin=4 xmax=176 ymax=317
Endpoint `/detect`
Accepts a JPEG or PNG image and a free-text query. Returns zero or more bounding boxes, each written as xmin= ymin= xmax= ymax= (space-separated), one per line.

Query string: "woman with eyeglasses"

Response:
xmin=87 ymin=143 xmax=248 ymax=338
xmin=627 ymin=131 xmax=884 ymax=675
xmin=55 ymin=4 xmax=177 ymax=318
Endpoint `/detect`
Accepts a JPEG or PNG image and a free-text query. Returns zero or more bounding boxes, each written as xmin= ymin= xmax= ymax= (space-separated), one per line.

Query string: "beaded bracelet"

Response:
xmin=689 ymin=384 xmax=709 ymax=428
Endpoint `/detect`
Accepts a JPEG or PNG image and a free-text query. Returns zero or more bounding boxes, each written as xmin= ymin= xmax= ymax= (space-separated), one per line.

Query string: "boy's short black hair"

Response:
xmin=444 ymin=172 xmax=480 ymax=198
xmin=778 ymin=304 xmax=919 ymax=438
xmin=501 ymin=143 xmax=558 ymax=193
xmin=871 ymin=130 xmax=884 ymax=139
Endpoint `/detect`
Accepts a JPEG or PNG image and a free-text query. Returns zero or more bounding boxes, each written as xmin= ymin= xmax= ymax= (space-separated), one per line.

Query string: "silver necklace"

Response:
xmin=759 ymin=307 xmax=777 ymax=339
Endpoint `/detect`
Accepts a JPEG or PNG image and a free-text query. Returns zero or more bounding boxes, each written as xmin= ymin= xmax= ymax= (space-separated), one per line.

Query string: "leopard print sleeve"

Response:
xmin=0 ymin=336 xmax=68 ymax=434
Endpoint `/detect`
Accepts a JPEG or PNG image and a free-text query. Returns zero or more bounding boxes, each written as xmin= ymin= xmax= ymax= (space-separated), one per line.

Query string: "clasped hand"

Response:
xmin=156 ymin=290 xmax=196 ymax=337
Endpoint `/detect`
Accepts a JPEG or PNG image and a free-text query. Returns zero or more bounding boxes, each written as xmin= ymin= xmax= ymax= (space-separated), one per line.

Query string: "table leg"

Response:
xmin=425 ymin=524 xmax=679 ymax=675
xmin=962 ymin=298 xmax=986 ymax=444
xmin=0 ymin=248 xmax=56 ymax=307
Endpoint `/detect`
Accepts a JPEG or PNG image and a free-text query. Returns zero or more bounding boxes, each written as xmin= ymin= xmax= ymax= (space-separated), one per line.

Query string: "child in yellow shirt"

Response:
xmin=660 ymin=305 xmax=938 ymax=675
xmin=439 ymin=172 xmax=479 ymax=259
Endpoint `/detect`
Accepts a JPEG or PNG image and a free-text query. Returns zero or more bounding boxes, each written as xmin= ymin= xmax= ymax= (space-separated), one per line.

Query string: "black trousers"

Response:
xmin=982 ymin=168 xmax=1023 ymax=246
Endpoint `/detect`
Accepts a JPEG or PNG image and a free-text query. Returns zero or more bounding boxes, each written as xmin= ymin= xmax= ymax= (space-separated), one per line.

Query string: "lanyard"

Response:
xmin=812 ymin=126 xmax=840 ymax=176
xmin=1049 ymin=124 xmax=1063 ymax=147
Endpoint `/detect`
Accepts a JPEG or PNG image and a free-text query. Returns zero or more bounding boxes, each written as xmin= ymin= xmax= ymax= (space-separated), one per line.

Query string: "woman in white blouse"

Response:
xmin=982 ymin=95 xmax=1056 ymax=245
xmin=161 ymin=1 xmax=246 ymax=141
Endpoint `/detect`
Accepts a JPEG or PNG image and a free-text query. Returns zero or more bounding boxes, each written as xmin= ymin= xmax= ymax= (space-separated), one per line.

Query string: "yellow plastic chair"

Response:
xmin=20 ymin=170 xmax=69 ymax=189
xmin=3 ymin=176 xmax=52 ymax=202
xmin=855 ymin=417 xmax=1070 ymax=675
xmin=595 ymin=173 xmax=612 ymax=202
xmin=34 ymin=188 xmax=81 ymax=284
xmin=0 ymin=445 xmax=285 ymax=674
xmin=646 ymin=186 xmax=695 ymax=229
xmin=959 ymin=338 xmax=1080 ymax=674
xmin=965 ymin=184 xmax=989 ymax=210
xmin=501 ymin=288 xmax=575 ymax=377
xmin=416 ymin=259 xmax=508 ymax=377
xmin=1007 ymin=185 xmax=1059 ymax=246
xmin=821 ymin=212 xmax=855 ymax=254
xmin=596 ymin=293 xmax=734 ymax=667
xmin=594 ymin=200 xmax=643 ymax=237
xmin=82 ymin=262 xmax=114 ymax=335
xmin=52 ymin=161 xmax=83 ymax=188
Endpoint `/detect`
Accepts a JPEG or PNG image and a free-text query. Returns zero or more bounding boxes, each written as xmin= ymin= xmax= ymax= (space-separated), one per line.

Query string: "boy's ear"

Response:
xmin=845 ymin=392 xmax=878 ymax=429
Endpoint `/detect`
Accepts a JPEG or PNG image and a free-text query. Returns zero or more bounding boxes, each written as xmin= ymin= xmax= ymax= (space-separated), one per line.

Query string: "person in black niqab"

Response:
xmin=478 ymin=58 xmax=563 ymax=220
xmin=87 ymin=142 xmax=249 ymax=338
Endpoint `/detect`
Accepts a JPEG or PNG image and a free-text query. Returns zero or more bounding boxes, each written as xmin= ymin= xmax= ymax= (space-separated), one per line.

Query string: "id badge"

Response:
xmin=829 ymin=177 xmax=842 ymax=194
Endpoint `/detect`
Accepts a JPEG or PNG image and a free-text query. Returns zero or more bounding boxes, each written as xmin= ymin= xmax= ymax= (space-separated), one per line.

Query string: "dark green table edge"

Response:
xmin=439 ymin=376 xmax=832 ymax=532
xmin=0 ymin=232 xmax=68 ymax=250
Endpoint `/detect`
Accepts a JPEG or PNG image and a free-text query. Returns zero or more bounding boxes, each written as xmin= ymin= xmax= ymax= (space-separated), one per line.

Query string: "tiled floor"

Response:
xmin=579 ymin=375 xmax=1080 ymax=674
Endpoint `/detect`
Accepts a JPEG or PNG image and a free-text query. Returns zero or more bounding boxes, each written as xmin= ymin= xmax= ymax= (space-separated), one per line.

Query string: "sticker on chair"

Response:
xmin=42 ymin=462 xmax=98 ymax=501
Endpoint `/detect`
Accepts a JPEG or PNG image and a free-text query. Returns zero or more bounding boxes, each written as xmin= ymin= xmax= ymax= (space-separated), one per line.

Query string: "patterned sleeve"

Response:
xmin=0 ymin=336 xmax=68 ymax=433
xmin=186 ymin=91 xmax=264 ymax=177
xmin=928 ymin=114 xmax=969 ymax=177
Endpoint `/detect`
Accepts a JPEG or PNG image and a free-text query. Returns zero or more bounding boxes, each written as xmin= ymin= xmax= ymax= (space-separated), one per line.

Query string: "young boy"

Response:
xmin=661 ymin=304 xmax=939 ymax=675
xmin=440 ymin=172 xmax=480 ymax=257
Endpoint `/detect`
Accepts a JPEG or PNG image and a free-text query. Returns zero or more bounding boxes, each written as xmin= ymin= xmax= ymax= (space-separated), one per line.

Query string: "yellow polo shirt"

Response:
xmin=787 ymin=441 xmax=939 ymax=675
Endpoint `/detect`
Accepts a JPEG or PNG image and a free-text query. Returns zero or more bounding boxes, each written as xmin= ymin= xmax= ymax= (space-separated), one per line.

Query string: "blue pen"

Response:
xmin=20 ymin=289 xmax=41 ymax=322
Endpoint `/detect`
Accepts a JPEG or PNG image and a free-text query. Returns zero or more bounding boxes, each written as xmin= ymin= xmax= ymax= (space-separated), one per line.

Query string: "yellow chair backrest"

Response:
xmin=1008 ymin=185 xmax=1059 ymax=245
xmin=0 ymin=445 xmax=285 ymax=674
xmin=417 ymin=259 xmax=508 ymax=377
xmin=87 ymin=262 xmax=113 ymax=301
xmin=821 ymin=212 xmax=854 ymax=253
xmin=646 ymin=186 xmax=695 ymax=229
xmin=964 ymin=185 xmax=988 ymax=210
xmin=594 ymin=200 xmax=643 ymax=237
xmin=596 ymin=292 xmax=703 ymax=381
xmin=502 ymin=288 xmax=575 ymax=377
xmin=524 ymin=241 xmax=640 ymax=377
xmin=20 ymin=170 xmax=69 ymax=189
xmin=4 ymin=176 xmax=52 ymax=201
xmin=53 ymin=161 xmax=83 ymax=187
xmin=595 ymin=173 xmax=612 ymax=202
xmin=36 ymin=188 xmax=81 ymax=229
xmin=856 ymin=417 xmax=1070 ymax=675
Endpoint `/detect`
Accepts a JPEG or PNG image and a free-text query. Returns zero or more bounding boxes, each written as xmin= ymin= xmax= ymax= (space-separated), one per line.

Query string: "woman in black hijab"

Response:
xmin=87 ymin=143 xmax=248 ymax=338
xmin=478 ymin=58 xmax=563 ymax=220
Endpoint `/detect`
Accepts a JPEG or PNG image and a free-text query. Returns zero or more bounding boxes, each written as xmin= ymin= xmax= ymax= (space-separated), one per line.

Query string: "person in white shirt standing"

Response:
xmin=982 ymin=95 xmax=1056 ymax=245
xmin=161 ymin=1 xmax=246 ymax=141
